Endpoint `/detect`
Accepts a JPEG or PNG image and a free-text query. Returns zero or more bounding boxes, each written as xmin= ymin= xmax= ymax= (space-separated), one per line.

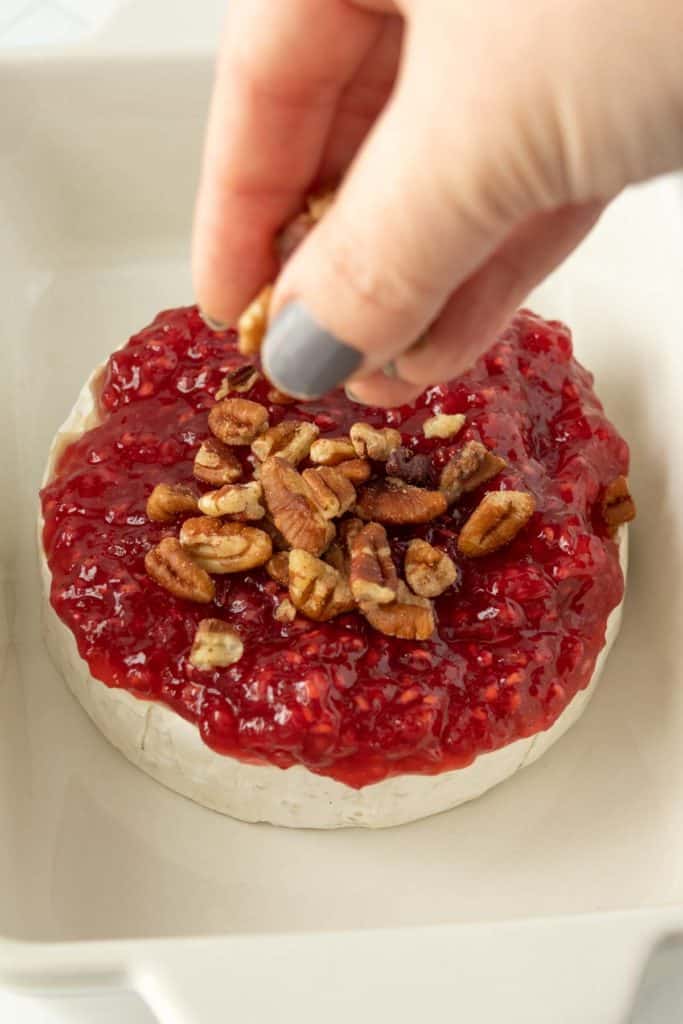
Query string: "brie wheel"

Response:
xmin=39 ymin=367 xmax=627 ymax=829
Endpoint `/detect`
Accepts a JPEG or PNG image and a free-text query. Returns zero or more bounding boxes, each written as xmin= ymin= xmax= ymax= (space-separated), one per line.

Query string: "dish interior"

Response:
xmin=1 ymin=57 xmax=682 ymax=944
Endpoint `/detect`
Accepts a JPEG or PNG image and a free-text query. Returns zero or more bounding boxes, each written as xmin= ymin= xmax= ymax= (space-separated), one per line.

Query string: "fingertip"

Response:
xmin=343 ymin=370 xmax=424 ymax=409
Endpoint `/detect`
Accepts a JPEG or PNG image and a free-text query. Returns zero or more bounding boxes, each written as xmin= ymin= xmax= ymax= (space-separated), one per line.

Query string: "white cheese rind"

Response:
xmin=39 ymin=369 xmax=627 ymax=829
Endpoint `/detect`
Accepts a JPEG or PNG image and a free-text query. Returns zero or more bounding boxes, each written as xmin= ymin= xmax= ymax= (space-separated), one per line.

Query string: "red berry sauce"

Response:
xmin=41 ymin=307 xmax=627 ymax=788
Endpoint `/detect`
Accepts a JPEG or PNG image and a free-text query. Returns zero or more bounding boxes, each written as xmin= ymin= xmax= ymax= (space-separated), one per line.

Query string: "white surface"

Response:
xmin=0 ymin=10 xmax=682 ymax=1022
xmin=39 ymin=368 xmax=626 ymax=828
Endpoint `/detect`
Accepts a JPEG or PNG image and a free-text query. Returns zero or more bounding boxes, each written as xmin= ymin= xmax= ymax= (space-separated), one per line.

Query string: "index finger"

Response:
xmin=192 ymin=0 xmax=380 ymax=327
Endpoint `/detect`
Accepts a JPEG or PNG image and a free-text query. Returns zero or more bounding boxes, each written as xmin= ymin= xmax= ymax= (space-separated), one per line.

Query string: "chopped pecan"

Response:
xmin=457 ymin=490 xmax=536 ymax=557
xmin=302 ymin=466 xmax=356 ymax=520
xmin=208 ymin=398 xmax=269 ymax=446
xmin=349 ymin=522 xmax=398 ymax=605
xmin=360 ymin=582 xmax=435 ymax=641
xmin=215 ymin=364 xmax=260 ymax=399
xmin=288 ymin=549 xmax=355 ymax=621
xmin=265 ymin=551 xmax=290 ymax=586
xmin=267 ymin=386 xmax=297 ymax=405
xmin=179 ymin=517 xmax=272 ymax=573
xmin=260 ymin=456 xmax=335 ymax=555
xmin=274 ymin=597 xmax=297 ymax=623
xmin=334 ymin=458 xmax=372 ymax=484
xmin=251 ymin=420 xmax=319 ymax=464
xmin=146 ymin=483 xmax=199 ymax=522
xmin=405 ymin=539 xmax=457 ymax=597
xmin=602 ymin=475 xmax=636 ymax=533
xmin=190 ymin=619 xmax=243 ymax=669
xmin=309 ymin=436 xmax=357 ymax=465
xmin=440 ymin=441 xmax=506 ymax=504
xmin=385 ymin=446 xmax=432 ymax=486
xmin=423 ymin=412 xmax=466 ymax=440
xmin=198 ymin=481 xmax=265 ymax=520
xmin=237 ymin=284 xmax=273 ymax=356
xmin=193 ymin=438 xmax=243 ymax=486
xmin=145 ymin=537 xmax=215 ymax=603
xmin=350 ymin=422 xmax=402 ymax=461
xmin=355 ymin=477 xmax=447 ymax=524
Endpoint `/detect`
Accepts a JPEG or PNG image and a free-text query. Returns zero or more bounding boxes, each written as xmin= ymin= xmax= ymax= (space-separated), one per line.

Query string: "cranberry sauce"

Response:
xmin=41 ymin=307 xmax=627 ymax=787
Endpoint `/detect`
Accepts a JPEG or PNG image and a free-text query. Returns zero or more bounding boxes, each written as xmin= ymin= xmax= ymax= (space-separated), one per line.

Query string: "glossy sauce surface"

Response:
xmin=41 ymin=308 xmax=627 ymax=787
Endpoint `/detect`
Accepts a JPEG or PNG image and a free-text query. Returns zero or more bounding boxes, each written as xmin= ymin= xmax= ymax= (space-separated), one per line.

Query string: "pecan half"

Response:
xmin=422 ymin=412 xmax=466 ymax=440
xmin=349 ymin=522 xmax=398 ymax=605
xmin=198 ymin=481 xmax=265 ymax=520
xmin=355 ymin=477 xmax=447 ymax=524
xmin=265 ymin=551 xmax=290 ymax=586
xmin=385 ymin=446 xmax=432 ymax=486
xmin=179 ymin=517 xmax=272 ymax=573
xmin=334 ymin=458 xmax=372 ymax=484
xmin=146 ymin=483 xmax=199 ymax=522
xmin=145 ymin=537 xmax=215 ymax=603
xmin=251 ymin=420 xmax=319 ymax=465
xmin=193 ymin=438 xmax=243 ymax=486
xmin=209 ymin=398 xmax=269 ymax=446
xmin=457 ymin=490 xmax=536 ymax=557
xmin=602 ymin=475 xmax=636 ymax=533
xmin=190 ymin=619 xmax=243 ymax=669
xmin=288 ymin=549 xmax=355 ymax=621
xmin=350 ymin=422 xmax=402 ymax=461
xmin=440 ymin=441 xmax=506 ymax=504
xmin=274 ymin=597 xmax=297 ymax=623
xmin=215 ymin=364 xmax=260 ymax=400
xmin=309 ymin=436 xmax=357 ymax=465
xmin=237 ymin=284 xmax=273 ymax=356
xmin=405 ymin=539 xmax=457 ymax=597
xmin=302 ymin=466 xmax=357 ymax=519
xmin=260 ymin=456 xmax=335 ymax=554
xmin=360 ymin=582 xmax=435 ymax=641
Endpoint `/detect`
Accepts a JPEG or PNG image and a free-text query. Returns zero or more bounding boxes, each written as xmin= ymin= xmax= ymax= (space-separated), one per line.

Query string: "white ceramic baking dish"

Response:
xmin=1 ymin=4 xmax=683 ymax=1021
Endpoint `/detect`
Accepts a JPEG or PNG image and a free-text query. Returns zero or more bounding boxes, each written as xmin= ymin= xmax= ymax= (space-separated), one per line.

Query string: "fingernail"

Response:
xmin=345 ymin=384 xmax=364 ymax=404
xmin=262 ymin=302 xmax=362 ymax=399
xmin=200 ymin=310 xmax=230 ymax=332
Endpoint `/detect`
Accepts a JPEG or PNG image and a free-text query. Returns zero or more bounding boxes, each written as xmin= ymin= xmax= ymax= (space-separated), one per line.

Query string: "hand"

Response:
xmin=192 ymin=0 xmax=683 ymax=405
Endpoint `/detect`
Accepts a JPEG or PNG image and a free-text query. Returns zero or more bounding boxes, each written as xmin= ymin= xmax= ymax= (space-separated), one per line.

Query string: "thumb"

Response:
xmin=261 ymin=74 xmax=518 ymax=400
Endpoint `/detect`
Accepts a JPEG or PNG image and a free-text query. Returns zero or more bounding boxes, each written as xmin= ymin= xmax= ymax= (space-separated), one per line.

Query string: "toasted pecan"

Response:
xmin=208 ymin=398 xmax=269 ymax=446
xmin=146 ymin=483 xmax=199 ymax=522
xmin=145 ymin=537 xmax=215 ymax=603
xmin=405 ymin=539 xmax=457 ymax=597
xmin=190 ymin=619 xmax=243 ymax=669
xmin=355 ymin=477 xmax=447 ymax=524
xmin=180 ymin=517 xmax=272 ymax=573
xmin=260 ymin=456 xmax=335 ymax=555
xmin=440 ymin=441 xmax=506 ymax=504
xmin=457 ymin=490 xmax=535 ymax=557
xmin=349 ymin=522 xmax=399 ymax=605
xmin=288 ymin=549 xmax=355 ymax=621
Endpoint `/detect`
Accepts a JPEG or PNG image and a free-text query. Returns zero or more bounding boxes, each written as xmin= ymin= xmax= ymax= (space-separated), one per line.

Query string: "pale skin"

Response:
xmin=192 ymin=0 xmax=683 ymax=406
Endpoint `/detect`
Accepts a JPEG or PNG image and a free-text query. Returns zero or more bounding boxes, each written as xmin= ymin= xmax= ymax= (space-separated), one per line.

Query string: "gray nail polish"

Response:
xmin=200 ymin=310 xmax=230 ymax=332
xmin=262 ymin=302 xmax=362 ymax=399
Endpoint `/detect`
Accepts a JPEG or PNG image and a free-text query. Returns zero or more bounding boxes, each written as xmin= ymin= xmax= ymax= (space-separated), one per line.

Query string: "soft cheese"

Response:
xmin=39 ymin=368 xmax=626 ymax=829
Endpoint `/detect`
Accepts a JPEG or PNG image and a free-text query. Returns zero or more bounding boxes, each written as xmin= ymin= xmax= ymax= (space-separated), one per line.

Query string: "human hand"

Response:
xmin=192 ymin=0 xmax=683 ymax=405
